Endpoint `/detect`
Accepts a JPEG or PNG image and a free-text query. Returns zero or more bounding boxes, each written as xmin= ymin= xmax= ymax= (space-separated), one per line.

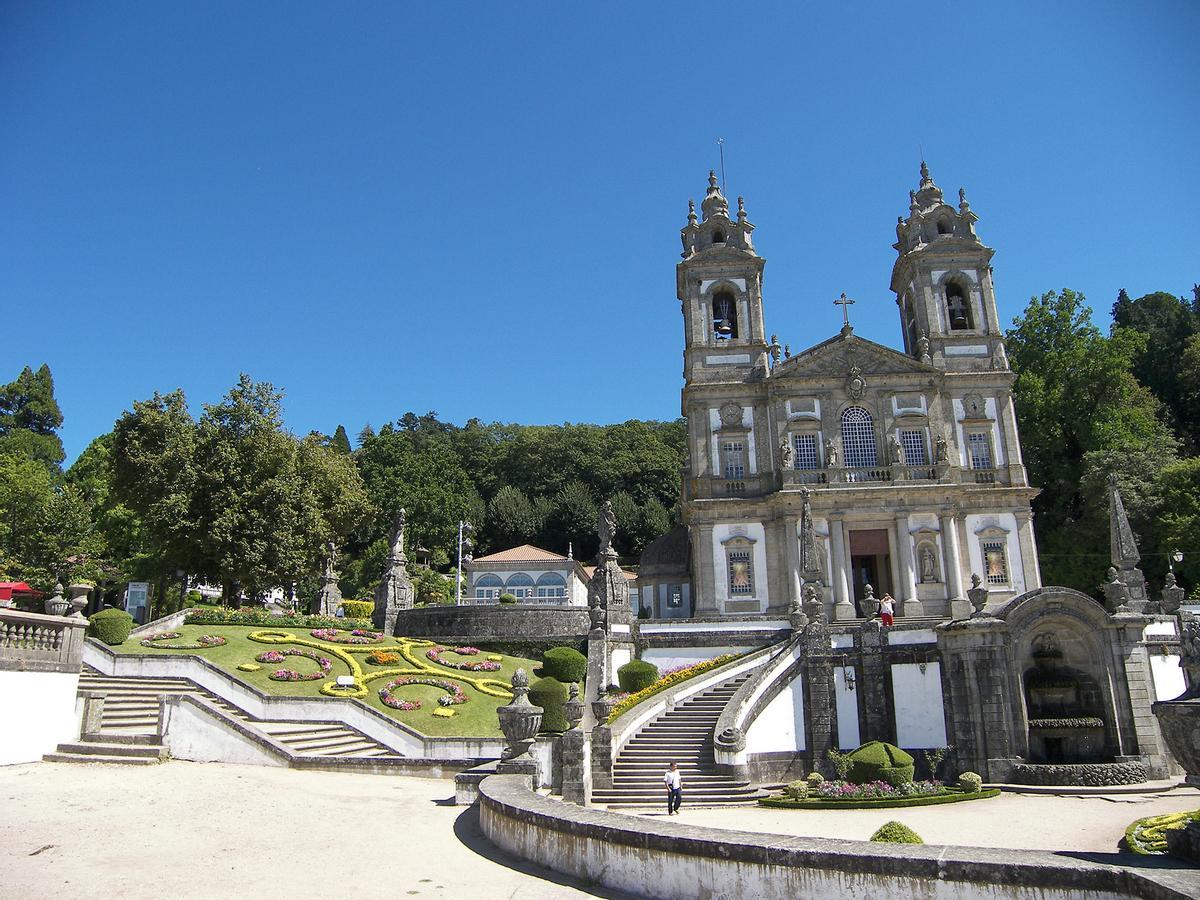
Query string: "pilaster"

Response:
xmin=830 ymin=517 xmax=853 ymax=620
xmin=895 ymin=512 xmax=923 ymax=617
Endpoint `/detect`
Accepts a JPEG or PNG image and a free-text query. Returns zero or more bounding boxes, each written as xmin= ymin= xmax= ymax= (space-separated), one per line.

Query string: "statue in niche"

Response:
xmin=920 ymin=547 xmax=938 ymax=583
xmin=889 ymin=433 xmax=905 ymax=465
xmin=780 ymin=436 xmax=794 ymax=469
xmin=824 ymin=438 xmax=838 ymax=468
xmin=934 ymin=433 xmax=949 ymax=464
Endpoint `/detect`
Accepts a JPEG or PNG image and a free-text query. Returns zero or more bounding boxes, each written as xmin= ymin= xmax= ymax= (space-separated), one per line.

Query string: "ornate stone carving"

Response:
xmin=917 ymin=331 xmax=931 ymax=362
xmin=497 ymin=669 xmax=542 ymax=762
xmin=962 ymin=393 xmax=987 ymax=419
xmin=715 ymin=726 xmax=746 ymax=753
xmin=1181 ymin=621 xmax=1200 ymax=699
xmin=824 ymin=438 xmax=838 ymax=468
xmin=563 ymin=682 xmax=584 ymax=731
xmin=598 ymin=499 xmax=618 ymax=560
xmin=44 ymin=583 xmax=69 ymax=617
xmin=845 ymin=365 xmax=867 ymax=401
xmin=374 ymin=508 xmax=414 ymax=634
xmin=860 ymin=583 xmax=880 ymax=618
xmin=1163 ymin=572 xmax=1186 ymax=615
xmin=718 ymin=402 xmax=743 ymax=428
xmin=1101 ymin=566 xmax=1130 ymax=613
xmin=1107 ymin=475 xmax=1149 ymax=610
xmin=967 ymin=573 xmax=989 ymax=617
xmin=316 ymin=541 xmax=343 ymax=616
xmin=920 ymin=546 xmax=938 ymax=583
xmin=802 ymin=582 xmax=825 ymax=624
xmin=779 ymin=436 xmax=794 ymax=469
xmin=798 ymin=489 xmax=821 ymax=581
xmin=888 ymin=433 xmax=904 ymax=465
xmin=934 ymin=433 xmax=949 ymax=464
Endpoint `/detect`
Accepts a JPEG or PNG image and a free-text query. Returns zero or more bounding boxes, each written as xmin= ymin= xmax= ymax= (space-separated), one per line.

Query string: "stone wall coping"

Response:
xmin=129 ymin=607 xmax=195 ymax=637
xmin=714 ymin=636 xmax=805 ymax=758
xmin=478 ymin=774 xmax=1199 ymax=900
xmin=85 ymin=638 xmax=505 ymax=757
xmin=609 ymin=643 xmax=783 ymax=757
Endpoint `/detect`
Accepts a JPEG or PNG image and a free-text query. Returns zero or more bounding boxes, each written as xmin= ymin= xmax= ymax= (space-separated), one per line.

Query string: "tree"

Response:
xmin=485 ymin=485 xmax=539 ymax=551
xmin=1006 ymin=289 xmax=1177 ymax=590
xmin=608 ymin=490 xmax=641 ymax=557
xmin=548 ymin=480 xmax=598 ymax=560
xmin=330 ymin=425 xmax=352 ymax=455
xmin=0 ymin=364 xmax=65 ymax=468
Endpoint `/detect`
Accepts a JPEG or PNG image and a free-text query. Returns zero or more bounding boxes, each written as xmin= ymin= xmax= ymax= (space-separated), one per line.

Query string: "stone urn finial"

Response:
xmin=563 ymin=682 xmax=584 ymax=731
xmin=861 ymin=583 xmax=880 ymax=619
xmin=45 ymin=583 xmax=69 ymax=617
xmin=967 ymin=574 xmax=990 ymax=617
xmin=497 ymin=668 xmax=542 ymax=761
xmin=1163 ymin=572 xmax=1186 ymax=615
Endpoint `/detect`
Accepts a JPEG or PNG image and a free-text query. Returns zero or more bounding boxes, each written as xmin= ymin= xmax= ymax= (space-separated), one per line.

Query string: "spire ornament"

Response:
xmin=701 ymin=169 xmax=729 ymax=221
xmin=687 ymin=199 xmax=697 ymax=226
xmin=737 ymin=196 xmax=747 ymax=223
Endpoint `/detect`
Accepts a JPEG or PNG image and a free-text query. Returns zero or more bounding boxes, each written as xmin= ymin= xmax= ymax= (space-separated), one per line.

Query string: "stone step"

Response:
xmin=55 ymin=740 xmax=167 ymax=759
xmin=43 ymin=751 xmax=163 ymax=766
xmin=285 ymin=733 xmax=375 ymax=752
xmin=297 ymin=740 xmax=384 ymax=757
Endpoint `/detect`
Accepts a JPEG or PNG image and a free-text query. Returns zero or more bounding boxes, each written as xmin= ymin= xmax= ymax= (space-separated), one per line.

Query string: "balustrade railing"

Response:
xmin=0 ymin=607 xmax=87 ymax=672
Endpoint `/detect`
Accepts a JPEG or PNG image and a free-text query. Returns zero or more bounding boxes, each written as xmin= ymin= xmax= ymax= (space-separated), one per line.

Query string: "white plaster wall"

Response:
xmin=708 ymin=406 xmax=758 ymax=475
xmin=953 ymin=398 xmax=1006 ymax=466
xmin=834 ymin=667 xmax=860 ymax=749
xmin=746 ymin=675 xmax=805 ymax=754
xmin=891 ymin=662 xmax=948 ymax=749
xmin=1144 ymin=621 xmax=1178 ymax=638
xmin=640 ymin=646 xmax=756 ymax=672
xmin=610 ymin=646 xmax=632 ymax=678
xmin=1150 ymin=654 xmax=1186 ymax=701
xmin=887 ymin=629 xmax=938 ymax=646
xmin=964 ymin=513 xmax=1026 ymax=594
xmin=0 ymin=670 xmax=80 ymax=765
xmin=712 ymin=522 xmax=769 ymax=611
xmin=162 ymin=699 xmax=287 ymax=766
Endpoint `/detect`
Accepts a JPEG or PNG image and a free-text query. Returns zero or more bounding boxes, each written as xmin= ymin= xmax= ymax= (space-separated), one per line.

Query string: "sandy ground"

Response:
xmin=615 ymin=784 xmax=1200 ymax=852
xmin=0 ymin=761 xmax=631 ymax=900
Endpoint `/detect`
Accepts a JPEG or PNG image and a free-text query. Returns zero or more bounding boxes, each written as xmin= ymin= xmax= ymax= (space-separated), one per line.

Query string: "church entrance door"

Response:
xmin=848 ymin=529 xmax=892 ymax=617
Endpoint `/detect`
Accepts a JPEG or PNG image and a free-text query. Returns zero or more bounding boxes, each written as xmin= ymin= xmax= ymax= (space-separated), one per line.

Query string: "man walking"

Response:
xmin=664 ymin=761 xmax=682 ymax=815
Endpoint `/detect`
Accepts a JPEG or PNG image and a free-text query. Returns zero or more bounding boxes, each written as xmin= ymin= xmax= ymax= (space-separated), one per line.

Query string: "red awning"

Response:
xmin=0 ymin=582 xmax=45 ymax=601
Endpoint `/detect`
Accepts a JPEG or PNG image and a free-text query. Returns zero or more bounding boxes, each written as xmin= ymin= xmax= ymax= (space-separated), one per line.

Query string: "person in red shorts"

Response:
xmin=880 ymin=592 xmax=895 ymax=627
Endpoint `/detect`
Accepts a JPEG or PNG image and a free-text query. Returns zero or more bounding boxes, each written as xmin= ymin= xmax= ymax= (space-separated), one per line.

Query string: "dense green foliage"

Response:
xmin=528 ymin=675 xmax=570 ymax=732
xmin=846 ymin=741 xmax=915 ymax=786
xmin=957 ymin=771 xmax=983 ymax=793
xmin=541 ymin=646 xmax=587 ymax=683
xmin=339 ymin=600 xmax=374 ymax=618
xmin=88 ymin=607 xmax=133 ymax=645
xmin=617 ymin=659 xmax=660 ymax=693
xmin=869 ymin=821 xmax=924 ymax=843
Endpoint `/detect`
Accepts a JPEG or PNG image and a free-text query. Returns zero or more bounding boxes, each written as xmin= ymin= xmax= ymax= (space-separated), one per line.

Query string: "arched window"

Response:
xmin=712 ymin=229 xmax=726 ymax=244
xmin=936 ymin=218 xmax=952 ymax=236
xmin=474 ymin=574 xmax=503 ymax=600
xmin=840 ymin=406 xmax=878 ymax=469
xmin=945 ymin=281 xmax=973 ymax=330
xmin=505 ymin=572 xmax=535 ymax=599
xmin=535 ymin=571 xmax=567 ymax=600
xmin=712 ymin=289 xmax=738 ymax=340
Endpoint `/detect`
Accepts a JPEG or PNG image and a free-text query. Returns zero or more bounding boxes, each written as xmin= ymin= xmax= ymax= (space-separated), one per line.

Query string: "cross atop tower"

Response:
xmin=834 ymin=292 xmax=855 ymax=331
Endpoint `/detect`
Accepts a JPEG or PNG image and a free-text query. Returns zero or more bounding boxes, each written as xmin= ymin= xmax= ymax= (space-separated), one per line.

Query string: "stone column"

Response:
xmin=940 ymin=512 xmax=969 ymax=619
xmin=785 ymin=515 xmax=803 ymax=607
xmin=803 ymin=622 xmax=837 ymax=776
xmin=694 ymin=523 xmax=718 ymax=616
xmin=857 ymin=623 xmax=889 ymax=742
xmin=830 ymin=516 xmax=854 ymax=621
xmin=1015 ymin=510 xmax=1042 ymax=590
xmin=895 ymin=512 xmax=923 ymax=617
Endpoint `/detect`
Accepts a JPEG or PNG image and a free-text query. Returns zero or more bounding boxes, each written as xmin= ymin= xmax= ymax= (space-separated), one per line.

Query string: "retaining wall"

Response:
xmin=391 ymin=605 xmax=589 ymax=641
xmin=478 ymin=774 xmax=1197 ymax=900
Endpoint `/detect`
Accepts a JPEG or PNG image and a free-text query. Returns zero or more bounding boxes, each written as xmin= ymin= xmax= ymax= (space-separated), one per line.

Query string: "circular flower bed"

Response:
xmin=1125 ymin=808 xmax=1200 ymax=855
xmin=309 ymin=628 xmax=383 ymax=645
xmin=140 ymin=632 xmax=227 ymax=650
xmin=378 ymin=677 xmax=470 ymax=710
xmin=426 ymin=646 xmax=501 ymax=671
xmin=255 ymin=648 xmax=333 ymax=681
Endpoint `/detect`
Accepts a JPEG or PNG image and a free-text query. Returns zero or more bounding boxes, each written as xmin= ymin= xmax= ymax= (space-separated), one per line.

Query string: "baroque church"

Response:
xmin=642 ymin=164 xmax=1040 ymax=622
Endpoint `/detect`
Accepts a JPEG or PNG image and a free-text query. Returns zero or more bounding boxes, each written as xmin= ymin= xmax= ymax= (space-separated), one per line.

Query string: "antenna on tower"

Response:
xmin=716 ymin=137 xmax=727 ymax=195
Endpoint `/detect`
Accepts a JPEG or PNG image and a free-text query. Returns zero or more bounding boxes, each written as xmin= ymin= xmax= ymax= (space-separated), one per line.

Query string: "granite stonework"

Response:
xmin=478 ymin=774 xmax=1200 ymax=900
xmin=389 ymin=605 xmax=589 ymax=643
xmin=315 ymin=542 xmax=343 ymax=617
xmin=1152 ymin=619 xmax=1200 ymax=786
xmin=374 ymin=509 xmax=415 ymax=635
xmin=1009 ymin=761 xmax=1149 ymax=787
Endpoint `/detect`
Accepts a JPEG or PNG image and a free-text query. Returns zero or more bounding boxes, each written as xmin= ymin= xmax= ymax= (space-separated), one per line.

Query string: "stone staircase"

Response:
xmin=44 ymin=668 xmax=398 ymax=764
xmin=592 ymin=674 xmax=767 ymax=808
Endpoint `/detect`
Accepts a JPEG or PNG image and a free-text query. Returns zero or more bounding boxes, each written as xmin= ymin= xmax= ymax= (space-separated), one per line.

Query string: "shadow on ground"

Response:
xmin=451 ymin=805 xmax=640 ymax=899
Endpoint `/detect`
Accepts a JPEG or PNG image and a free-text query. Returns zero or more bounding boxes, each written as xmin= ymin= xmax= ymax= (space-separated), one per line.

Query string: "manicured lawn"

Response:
xmin=106 ymin=624 xmax=541 ymax=738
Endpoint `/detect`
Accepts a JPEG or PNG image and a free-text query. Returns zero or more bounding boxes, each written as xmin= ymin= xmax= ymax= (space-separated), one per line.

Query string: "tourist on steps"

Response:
xmin=664 ymin=761 xmax=683 ymax=815
xmin=880 ymin=593 xmax=895 ymax=627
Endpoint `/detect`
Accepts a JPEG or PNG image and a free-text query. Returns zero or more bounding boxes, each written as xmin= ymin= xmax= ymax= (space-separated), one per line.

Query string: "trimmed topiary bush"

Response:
xmin=340 ymin=600 xmax=374 ymax=619
xmin=498 ymin=593 xmax=518 ymax=605
xmin=847 ymin=741 xmax=915 ymax=786
xmin=957 ymin=771 xmax=983 ymax=793
xmin=617 ymin=659 xmax=660 ymax=694
xmin=870 ymin=821 xmax=923 ymax=844
xmin=806 ymin=772 xmax=825 ymax=789
xmin=542 ymin=646 xmax=587 ymax=683
xmin=784 ymin=780 xmax=809 ymax=800
xmin=88 ymin=608 xmax=134 ymax=646
xmin=529 ymin=676 xmax=570 ymax=732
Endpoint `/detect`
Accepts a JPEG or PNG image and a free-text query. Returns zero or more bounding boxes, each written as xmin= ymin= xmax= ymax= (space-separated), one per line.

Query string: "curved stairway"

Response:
xmin=592 ymin=673 xmax=767 ymax=808
xmin=47 ymin=667 xmax=398 ymax=763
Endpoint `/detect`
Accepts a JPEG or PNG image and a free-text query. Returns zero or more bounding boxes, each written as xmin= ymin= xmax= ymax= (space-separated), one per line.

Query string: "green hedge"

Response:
xmin=758 ymin=788 xmax=1000 ymax=810
xmin=339 ymin=600 xmax=374 ymax=619
xmin=871 ymin=821 xmax=923 ymax=844
xmin=88 ymin=608 xmax=134 ymax=646
xmin=617 ymin=659 xmax=659 ymax=693
xmin=184 ymin=607 xmax=372 ymax=629
xmin=542 ymin=646 xmax=587 ymax=683
xmin=529 ymin=676 xmax=570 ymax=732
xmin=474 ymin=638 xmax=586 ymax=661
xmin=847 ymin=740 xmax=915 ymax=785
xmin=498 ymin=593 xmax=518 ymax=604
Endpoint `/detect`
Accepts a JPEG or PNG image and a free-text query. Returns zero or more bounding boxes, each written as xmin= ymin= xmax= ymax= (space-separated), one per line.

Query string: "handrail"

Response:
xmin=713 ymin=635 xmax=807 ymax=768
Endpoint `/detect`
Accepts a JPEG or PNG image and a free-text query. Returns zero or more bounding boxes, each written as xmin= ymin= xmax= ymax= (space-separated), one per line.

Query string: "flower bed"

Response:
xmin=427 ymin=646 xmax=501 ymax=671
xmin=759 ymin=787 xmax=1000 ymax=810
xmin=255 ymin=648 xmax=333 ymax=681
xmin=185 ymin=607 xmax=372 ymax=630
xmin=1125 ymin=808 xmax=1200 ymax=855
xmin=607 ymin=654 xmax=740 ymax=723
xmin=378 ymin=677 xmax=470 ymax=710
xmin=140 ymin=632 xmax=227 ymax=650
xmin=367 ymin=650 xmax=401 ymax=665
xmin=812 ymin=779 xmax=944 ymax=801
xmin=310 ymin=628 xmax=383 ymax=645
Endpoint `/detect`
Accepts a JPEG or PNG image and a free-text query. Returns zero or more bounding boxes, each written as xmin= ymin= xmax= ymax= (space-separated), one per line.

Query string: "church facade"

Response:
xmin=676 ymin=165 xmax=1040 ymax=622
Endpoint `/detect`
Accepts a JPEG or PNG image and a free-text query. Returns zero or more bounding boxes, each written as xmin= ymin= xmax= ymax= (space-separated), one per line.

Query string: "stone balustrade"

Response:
xmin=0 ymin=607 xmax=88 ymax=673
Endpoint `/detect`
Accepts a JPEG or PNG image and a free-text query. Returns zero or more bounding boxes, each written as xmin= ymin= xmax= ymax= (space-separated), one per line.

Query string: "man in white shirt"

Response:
xmin=664 ymin=761 xmax=682 ymax=815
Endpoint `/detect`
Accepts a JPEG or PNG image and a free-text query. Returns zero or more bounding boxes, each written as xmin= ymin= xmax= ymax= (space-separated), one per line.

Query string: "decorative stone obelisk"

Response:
xmin=586 ymin=500 xmax=632 ymax=695
xmin=316 ymin=541 xmax=343 ymax=616
xmin=374 ymin=508 xmax=414 ymax=635
xmin=1107 ymin=474 xmax=1150 ymax=613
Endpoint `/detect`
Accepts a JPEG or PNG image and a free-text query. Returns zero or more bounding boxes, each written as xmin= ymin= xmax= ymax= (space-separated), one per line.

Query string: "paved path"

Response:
xmin=614 ymin=785 xmax=1200 ymax=852
xmin=0 ymin=762 xmax=630 ymax=900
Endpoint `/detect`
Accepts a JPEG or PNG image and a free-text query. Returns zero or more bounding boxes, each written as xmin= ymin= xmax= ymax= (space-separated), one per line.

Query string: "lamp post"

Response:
xmin=1170 ymin=549 xmax=1184 ymax=573
xmin=455 ymin=520 xmax=473 ymax=606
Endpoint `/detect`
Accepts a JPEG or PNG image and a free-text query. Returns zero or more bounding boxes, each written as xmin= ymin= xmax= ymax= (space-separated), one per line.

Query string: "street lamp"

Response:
xmin=1169 ymin=549 xmax=1184 ymax=573
xmin=455 ymin=520 xmax=474 ymax=606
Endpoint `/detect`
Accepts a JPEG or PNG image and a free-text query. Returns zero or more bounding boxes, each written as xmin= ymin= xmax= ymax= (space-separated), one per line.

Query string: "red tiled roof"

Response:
xmin=472 ymin=544 xmax=569 ymax=563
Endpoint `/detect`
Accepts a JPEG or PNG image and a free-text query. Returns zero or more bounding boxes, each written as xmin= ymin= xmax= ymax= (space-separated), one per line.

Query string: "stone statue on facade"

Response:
xmin=802 ymin=582 xmax=825 ymax=625
xmin=1101 ymin=566 xmax=1131 ymax=613
xmin=934 ymin=433 xmax=949 ymax=464
xmin=917 ymin=331 xmax=931 ymax=362
xmin=780 ymin=436 xmax=794 ymax=469
xmin=824 ymin=438 xmax=838 ymax=468
xmin=598 ymin=500 xmax=618 ymax=560
xmin=374 ymin=507 xmax=415 ymax=634
xmin=888 ymin=434 xmax=905 ymax=466
xmin=921 ymin=547 xmax=937 ymax=583
xmin=1163 ymin=572 xmax=1186 ymax=615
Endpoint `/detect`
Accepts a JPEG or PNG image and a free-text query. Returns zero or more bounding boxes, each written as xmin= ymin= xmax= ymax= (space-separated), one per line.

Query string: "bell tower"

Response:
xmin=890 ymin=162 xmax=1008 ymax=370
xmin=677 ymin=172 xmax=768 ymax=383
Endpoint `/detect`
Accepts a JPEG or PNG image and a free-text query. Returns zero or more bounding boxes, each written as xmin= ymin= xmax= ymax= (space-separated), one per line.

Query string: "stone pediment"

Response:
xmin=771 ymin=330 xmax=937 ymax=382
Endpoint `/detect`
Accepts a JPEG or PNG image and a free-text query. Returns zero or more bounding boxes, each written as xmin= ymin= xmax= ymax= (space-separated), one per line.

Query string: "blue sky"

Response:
xmin=3 ymin=1 xmax=1198 ymax=463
